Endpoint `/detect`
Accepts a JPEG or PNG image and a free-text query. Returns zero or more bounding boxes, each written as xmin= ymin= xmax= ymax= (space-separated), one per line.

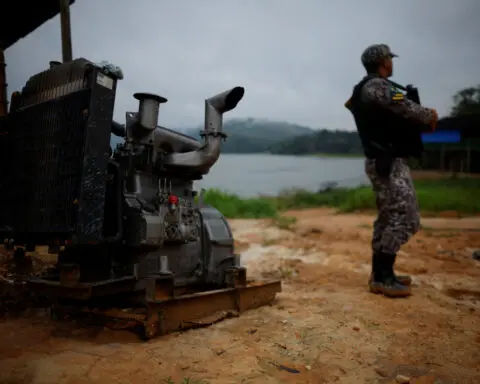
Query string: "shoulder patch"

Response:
xmin=390 ymin=86 xmax=404 ymax=102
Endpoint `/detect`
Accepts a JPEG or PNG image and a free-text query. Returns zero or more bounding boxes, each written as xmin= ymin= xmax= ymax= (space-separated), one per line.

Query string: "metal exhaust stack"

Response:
xmin=135 ymin=92 xmax=167 ymax=131
xmin=127 ymin=93 xmax=168 ymax=142
xmin=163 ymin=86 xmax=245 ymax=174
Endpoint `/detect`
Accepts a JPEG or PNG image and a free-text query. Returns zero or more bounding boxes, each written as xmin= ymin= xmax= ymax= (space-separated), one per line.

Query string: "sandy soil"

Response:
xmin=0 ymin=209 xmax=479 ymax=384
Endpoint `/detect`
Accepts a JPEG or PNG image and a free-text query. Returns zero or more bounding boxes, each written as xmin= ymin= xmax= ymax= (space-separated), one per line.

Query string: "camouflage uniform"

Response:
xmin=346 ymin=44 xmax=437 ymax=297
xmin=365 ymin=158 xmax=420 ymax=255
xmin=359 ymin=72 xmax=434 ymax=255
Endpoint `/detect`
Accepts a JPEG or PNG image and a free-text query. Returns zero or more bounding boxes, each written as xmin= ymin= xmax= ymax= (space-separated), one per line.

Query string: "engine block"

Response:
xmin=159 ymin=193 xmax=201 ymax=244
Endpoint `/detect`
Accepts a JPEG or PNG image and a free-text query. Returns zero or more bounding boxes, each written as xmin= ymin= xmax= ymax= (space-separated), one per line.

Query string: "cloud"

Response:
xmin=5 ymin=0 xmax=480 ymax=130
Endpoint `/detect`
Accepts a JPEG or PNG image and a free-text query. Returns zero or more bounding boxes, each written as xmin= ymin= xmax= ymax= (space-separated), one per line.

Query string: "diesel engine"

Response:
xmin=0 ymin=58 xmax=245 ymax=298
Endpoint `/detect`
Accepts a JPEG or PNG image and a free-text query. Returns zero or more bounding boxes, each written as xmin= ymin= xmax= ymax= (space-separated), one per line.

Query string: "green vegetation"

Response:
xmin=273 ymin=215 xmax=297 ymax=230
xmin=202 ymin=188 xmax=277 ymax=218
xmin=203 ymin=177 xmax=480 ymax=218
xmin=451 ymin=84 xmax=480 ymax=116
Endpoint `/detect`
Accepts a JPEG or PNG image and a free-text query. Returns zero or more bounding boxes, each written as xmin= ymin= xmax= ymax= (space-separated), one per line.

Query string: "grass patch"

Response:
xmin=273 ymin=215 xmax=297 ymax=230
xmin=202 ymin=177 xmax=480 ymax=218
xmin=202 ymin=188 xmax=277 ymax=219
xmin=413 ymin=178 xmax=480 ymax=213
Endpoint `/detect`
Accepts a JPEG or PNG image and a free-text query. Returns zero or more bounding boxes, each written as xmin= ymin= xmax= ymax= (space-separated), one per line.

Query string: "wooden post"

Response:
xmin=466 ymin=139 xmax=471 ymax=174
xmin=59 ymin=0 xmax=73 ymax=62
xmin=0 ymin=50 xmax=7 ymax=116
xmin=440 ymin=144 xmax=445 ymax=171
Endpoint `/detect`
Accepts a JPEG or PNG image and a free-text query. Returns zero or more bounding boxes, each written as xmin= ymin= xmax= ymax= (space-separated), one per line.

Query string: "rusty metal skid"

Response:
xmin=51 ymin=278 xmax=281 ymax=340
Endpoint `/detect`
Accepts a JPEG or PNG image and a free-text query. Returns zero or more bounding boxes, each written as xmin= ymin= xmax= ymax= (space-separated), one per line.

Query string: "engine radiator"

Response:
xmin=0 ymin=58 xmax=117 ymax=244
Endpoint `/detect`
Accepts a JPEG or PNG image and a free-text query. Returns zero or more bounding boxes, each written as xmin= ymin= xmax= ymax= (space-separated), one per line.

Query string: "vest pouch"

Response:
xmin=375 ymin=154 xmax=394 ymax=178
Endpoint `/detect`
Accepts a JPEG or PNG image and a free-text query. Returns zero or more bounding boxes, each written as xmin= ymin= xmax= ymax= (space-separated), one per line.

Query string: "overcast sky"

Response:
xmin=5 ymin=0 xmax=480 ymax=130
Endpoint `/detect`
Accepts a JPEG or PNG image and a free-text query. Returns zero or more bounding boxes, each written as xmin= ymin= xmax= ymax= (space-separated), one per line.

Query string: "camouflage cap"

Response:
xmin=361 ymin=44 xmax=398 ymax=66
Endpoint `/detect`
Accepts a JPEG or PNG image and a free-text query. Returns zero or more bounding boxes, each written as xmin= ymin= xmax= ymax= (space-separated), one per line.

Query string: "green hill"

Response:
xmin=268 ymin=128 xmax=363 ymax=156
xmin=183 ymin=118 xmax=314 ymax=153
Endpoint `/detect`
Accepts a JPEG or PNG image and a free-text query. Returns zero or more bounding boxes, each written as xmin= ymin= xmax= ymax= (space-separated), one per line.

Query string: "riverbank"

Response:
xmin=309 ymin=152 xmax=363 ymax=158
xmin=203 ymin=176 xmax=480 ymax=219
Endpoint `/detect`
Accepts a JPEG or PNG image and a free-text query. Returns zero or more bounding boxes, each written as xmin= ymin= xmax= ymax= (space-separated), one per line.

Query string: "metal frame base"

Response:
xmin=51 ymin=279 xmax=281 ymax=340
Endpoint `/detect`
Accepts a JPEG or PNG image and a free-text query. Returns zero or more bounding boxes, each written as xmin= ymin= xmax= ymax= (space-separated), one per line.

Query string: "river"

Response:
xmin=196 ymin=154 xmax=369 ymax=197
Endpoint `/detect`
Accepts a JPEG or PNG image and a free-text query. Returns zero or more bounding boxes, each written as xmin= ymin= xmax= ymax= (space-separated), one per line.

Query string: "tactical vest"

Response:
xmin=349 ymin=76 xmax=424 ymax=160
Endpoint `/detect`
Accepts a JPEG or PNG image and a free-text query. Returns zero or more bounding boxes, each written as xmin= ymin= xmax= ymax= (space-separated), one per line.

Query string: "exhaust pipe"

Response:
xmin=153 ymin=126 xmax=203 ymax=153
xmin=126 ymin=93 xmax=168 ymax=141
xmin=163 ymin=86 xmax=245 ymax=174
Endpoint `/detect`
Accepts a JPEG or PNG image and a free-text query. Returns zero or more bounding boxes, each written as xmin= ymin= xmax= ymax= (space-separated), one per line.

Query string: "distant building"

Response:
xmin=421 ymin=114 xmax=480 ymax=173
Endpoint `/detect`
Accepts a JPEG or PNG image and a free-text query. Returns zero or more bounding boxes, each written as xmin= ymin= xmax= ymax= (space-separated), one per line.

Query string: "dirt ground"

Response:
xmin=0 ymin=209 xmax=479 ymax=384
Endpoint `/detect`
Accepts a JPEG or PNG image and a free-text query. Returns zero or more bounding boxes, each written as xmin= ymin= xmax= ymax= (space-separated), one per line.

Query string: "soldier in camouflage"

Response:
xmin=345 ymin=44 xmax=438 ymax=298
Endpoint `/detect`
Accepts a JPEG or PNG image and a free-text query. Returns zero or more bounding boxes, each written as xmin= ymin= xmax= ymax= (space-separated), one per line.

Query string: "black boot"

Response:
xmin=393 ymin=254 xmax=412 ymax=286
xmin=369 ymin=252 xmax=411 ymax=298
xmin=369 ymin=253 xmax=412 ymax=286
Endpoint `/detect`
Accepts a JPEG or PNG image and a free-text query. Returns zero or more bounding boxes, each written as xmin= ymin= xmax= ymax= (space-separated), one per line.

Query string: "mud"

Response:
xmin=1 ymin=209 xmax=479 ymax=384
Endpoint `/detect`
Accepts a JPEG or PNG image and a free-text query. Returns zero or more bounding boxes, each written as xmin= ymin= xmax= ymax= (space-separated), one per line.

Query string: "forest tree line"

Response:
xmin=269 ymin=85 xmax=480 ymax=155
